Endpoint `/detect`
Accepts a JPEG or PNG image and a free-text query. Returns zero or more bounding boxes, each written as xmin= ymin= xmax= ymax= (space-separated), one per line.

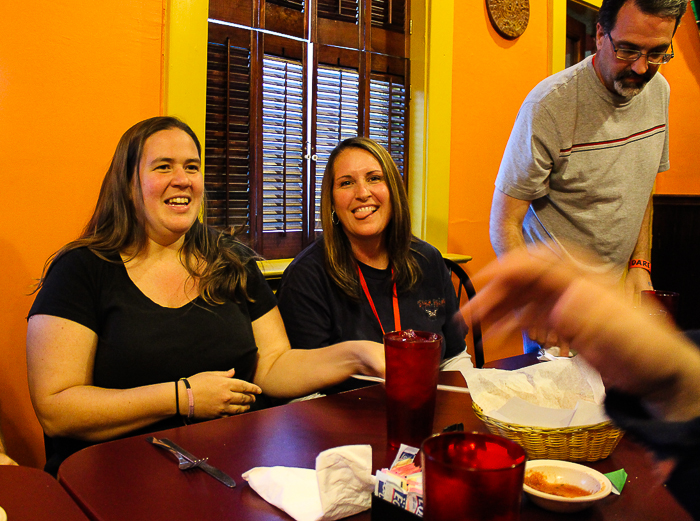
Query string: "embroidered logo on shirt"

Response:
xmin=418 ymin=299 xmax=445 ymax=320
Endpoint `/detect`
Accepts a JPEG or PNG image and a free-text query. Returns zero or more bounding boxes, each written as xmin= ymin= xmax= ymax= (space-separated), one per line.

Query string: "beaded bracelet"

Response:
xmin=181 ymin=378 xmax=194 ymax=423
xmin=629 ymin=259 xmax=651 ymax=274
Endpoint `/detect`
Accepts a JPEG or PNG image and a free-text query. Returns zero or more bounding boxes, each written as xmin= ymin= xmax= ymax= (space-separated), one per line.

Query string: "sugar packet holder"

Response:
xmin=372 ymin=444 xmax=423 ymax=519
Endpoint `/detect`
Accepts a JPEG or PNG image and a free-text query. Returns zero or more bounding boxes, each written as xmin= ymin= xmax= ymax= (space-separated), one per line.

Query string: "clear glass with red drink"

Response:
xmin=641 ymin=290 xmax=680 ymax=322
xmin=421 ymin=432 xmax=527 ymax=521
xmin=384 ymin=330 xmax=442 ymax=449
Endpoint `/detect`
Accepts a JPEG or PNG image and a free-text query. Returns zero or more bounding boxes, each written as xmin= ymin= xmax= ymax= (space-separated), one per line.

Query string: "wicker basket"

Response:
xmin=472 ymin=403 xmax=624 ymax=462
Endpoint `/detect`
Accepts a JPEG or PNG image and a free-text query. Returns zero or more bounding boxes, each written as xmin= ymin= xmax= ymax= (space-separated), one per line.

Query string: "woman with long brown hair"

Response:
xmin=27 ymin=118 xmax=384 ymax=475
xmin=277 ymin=137 xmax=472 ymax=393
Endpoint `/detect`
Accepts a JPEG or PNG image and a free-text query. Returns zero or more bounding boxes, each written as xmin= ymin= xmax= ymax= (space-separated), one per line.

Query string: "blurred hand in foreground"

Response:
xmin=461 ymin=246 xmax=700 ymax=423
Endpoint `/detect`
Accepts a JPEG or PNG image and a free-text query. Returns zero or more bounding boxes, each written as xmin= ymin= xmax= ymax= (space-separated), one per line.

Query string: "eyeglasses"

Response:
xmin=607 ymin=34 xmax=674 ymax=65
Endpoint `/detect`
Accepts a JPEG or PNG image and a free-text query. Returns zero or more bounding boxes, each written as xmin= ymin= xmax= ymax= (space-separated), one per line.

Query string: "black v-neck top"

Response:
xmin=29 ymin=246 xmax=276 ymax=474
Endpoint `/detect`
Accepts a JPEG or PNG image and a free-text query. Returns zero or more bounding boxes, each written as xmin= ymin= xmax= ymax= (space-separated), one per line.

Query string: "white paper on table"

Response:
xmin=440 ymin=349 xmax=477 ymax=382
xmin=242 ymin=445 xmax=374 ymax=521
xmin=572 ymin=355 xmax=607 ymax=405
xmin=465 ymin=356 xmax=609 ymax=428
xmin=316 ymin=445 xmax=374 ymax=520
xmin=243 ymin=466 xmax=323 ymax=521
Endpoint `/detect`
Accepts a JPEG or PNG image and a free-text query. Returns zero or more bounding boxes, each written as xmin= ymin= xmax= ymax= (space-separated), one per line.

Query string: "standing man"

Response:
xmin=490 ymin=0 xmax=687 ymax=353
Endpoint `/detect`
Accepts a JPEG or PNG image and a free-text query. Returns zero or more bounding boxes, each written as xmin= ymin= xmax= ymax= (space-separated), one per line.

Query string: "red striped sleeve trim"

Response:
xmin=560 ymin=124 xmax=666 ymax=155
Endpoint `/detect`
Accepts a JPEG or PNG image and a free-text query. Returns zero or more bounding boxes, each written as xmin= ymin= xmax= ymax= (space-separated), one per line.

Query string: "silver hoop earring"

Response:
xmin=331 ymin=210 xmax=339 ymax=225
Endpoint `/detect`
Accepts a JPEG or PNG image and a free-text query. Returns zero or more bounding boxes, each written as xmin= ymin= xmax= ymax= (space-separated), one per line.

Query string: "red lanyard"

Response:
xmin=357 ymin=266 xmax=401 ymax=335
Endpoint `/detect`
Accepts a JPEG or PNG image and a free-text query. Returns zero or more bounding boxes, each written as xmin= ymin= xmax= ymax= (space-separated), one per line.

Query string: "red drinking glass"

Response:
xmin=384 ymin=330 xmax=442 ymax=449
xmin=641 ymin=290 xmax=680 ymax=321
xmin=421 ymin=432 xmax=527 ymax=521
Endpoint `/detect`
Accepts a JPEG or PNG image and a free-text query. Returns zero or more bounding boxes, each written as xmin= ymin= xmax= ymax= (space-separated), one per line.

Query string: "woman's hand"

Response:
xmin=251 ymin=308 xmax=387 ymax=397
xmin=185 ymin=369 xmax=261 ymax=418
xmin=27 ymin=315 xmax=262 ymax=442
xmin=354 ymin=341 xmax=385 ymax=378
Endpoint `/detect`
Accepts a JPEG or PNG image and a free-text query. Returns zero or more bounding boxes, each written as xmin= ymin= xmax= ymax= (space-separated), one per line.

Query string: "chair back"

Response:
xmin=444 ymin=258 xmax=484 ymax=368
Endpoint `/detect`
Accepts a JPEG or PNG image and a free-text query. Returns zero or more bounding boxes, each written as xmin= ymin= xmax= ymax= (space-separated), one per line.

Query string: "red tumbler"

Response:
xmin=421 ymin=432 xmax=527 ymax=521
xmin=384 ymin=330 xmax=442 ymax=449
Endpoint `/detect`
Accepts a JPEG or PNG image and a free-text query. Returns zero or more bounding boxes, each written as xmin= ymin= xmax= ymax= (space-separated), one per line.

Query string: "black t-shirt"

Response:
xmin=605 ymin=390 xmax=700 ymax=519
xmin=277 ymin=237 xmax=468 ymax=364
xmin=29 ymin=246 xmax=276 ymax=474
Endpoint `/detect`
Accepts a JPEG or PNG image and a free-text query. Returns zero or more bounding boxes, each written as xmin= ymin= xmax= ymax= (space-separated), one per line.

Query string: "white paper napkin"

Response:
xmin=316 ymin=444 xmax=374 ymax=519
xmin=242 ymin=445 xmax=374 ymax=521
xmin=242 ymin=466 xmax=322 ymax=521
xmin=466 ymin=357 xmax=609 ymax=428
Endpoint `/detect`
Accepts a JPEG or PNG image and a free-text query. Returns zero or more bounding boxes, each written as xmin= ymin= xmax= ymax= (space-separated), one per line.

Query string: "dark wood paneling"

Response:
xmin=317 ymin=44 xmax=360 ymax=68
xmin=209 ymin=0 xmax=254 ymax=26
xmin=317 ymin=17 xmax=361 ymax=48
xmin=651 ymin=195 xmax=700 ymax=330
xmin=265 ymin=2 xmax=306 ymax=39
xmin=369 ymin=26 xmax=406 ymax=57
xmin=369 ymin=52 xmax=406 ymax=75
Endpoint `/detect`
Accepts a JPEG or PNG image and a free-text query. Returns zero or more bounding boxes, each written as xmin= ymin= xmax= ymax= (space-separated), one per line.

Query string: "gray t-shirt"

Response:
xmin=495 ymin=55 xmax=670 ymax=276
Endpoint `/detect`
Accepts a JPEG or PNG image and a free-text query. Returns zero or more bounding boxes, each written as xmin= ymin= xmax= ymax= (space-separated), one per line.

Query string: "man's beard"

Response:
xmin=613 ymin=69 xmax=654 ymax=98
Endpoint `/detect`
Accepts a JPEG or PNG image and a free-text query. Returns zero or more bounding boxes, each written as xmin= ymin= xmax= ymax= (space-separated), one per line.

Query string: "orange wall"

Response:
xmin=448 ymin=2 xmax=551 ymax=360
xmin=657 ymin=9 xmax=700 ymax=194
xmin=0 ymin=0 xmax=163 ymax=467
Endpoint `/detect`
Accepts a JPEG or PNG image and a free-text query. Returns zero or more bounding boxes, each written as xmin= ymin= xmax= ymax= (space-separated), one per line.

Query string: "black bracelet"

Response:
xmin=174 ymin=380 xmax=181 ymax=418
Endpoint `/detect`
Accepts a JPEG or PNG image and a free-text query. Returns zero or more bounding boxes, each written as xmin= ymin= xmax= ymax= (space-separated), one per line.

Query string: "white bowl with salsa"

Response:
xmin=523 ymin=459 xmax=613 ymax=513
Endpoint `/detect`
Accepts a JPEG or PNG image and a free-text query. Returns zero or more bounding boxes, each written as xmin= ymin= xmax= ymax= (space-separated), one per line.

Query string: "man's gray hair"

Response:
xmin=598 ymin=0 xmax=688 ymax=34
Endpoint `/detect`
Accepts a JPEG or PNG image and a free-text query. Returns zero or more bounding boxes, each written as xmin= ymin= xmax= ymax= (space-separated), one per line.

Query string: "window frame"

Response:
xmin=201 ymin=0 xmax=411 ymax=259
xmin=164 ymin=0 xmax=457 ymax=256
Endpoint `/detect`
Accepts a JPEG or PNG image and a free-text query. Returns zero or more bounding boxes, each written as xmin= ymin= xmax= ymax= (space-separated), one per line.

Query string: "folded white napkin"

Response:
xmin=242 ymin=445 xmax=374 ymax=521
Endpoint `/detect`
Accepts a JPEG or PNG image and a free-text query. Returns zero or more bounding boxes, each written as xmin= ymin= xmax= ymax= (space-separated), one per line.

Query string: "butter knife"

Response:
xmin=147 ymin=437 xmax=236 ymax=488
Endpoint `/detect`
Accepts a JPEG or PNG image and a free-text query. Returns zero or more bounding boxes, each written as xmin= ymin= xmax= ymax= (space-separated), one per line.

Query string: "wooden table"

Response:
xmin=0 ymin=465 xmax=89 ymax=520
xmin=58 ymin=371 xmax=691 ymax=521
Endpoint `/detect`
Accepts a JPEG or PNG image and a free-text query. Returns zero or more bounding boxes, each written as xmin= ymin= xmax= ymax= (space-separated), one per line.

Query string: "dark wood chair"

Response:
xmin=444 ymin=258 xmax=484 ymax=368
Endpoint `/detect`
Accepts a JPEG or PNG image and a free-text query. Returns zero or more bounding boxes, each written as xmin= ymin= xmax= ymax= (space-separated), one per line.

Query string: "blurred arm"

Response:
xmin=463 ymin=247 xmax=700 ymax=422
xmin=490 ymin=192 xmax=567 ymax=350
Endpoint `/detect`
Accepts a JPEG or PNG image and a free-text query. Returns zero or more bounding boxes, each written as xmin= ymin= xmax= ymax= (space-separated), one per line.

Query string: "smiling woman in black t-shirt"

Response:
xmin=26 ymin=117 xmax=385 ymax=475
xmin=277 ymin=137 xmax=473 ymax=393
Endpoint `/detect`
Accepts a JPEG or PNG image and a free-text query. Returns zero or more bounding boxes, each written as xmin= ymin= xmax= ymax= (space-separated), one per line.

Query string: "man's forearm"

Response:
xmin=629 ymin=196 xmax=653 ymax=264
xmin=490 ymin=222 xmax=527 ymax=257
xmin=624 ymin=196 xmax=653 ymax=297
xmin=489 ymin=190 xmax=531 ymax=257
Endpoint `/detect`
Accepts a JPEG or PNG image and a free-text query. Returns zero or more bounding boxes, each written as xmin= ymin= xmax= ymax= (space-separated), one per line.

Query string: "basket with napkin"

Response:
xmin=466 ymin=357 xmax=624 ymax=462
